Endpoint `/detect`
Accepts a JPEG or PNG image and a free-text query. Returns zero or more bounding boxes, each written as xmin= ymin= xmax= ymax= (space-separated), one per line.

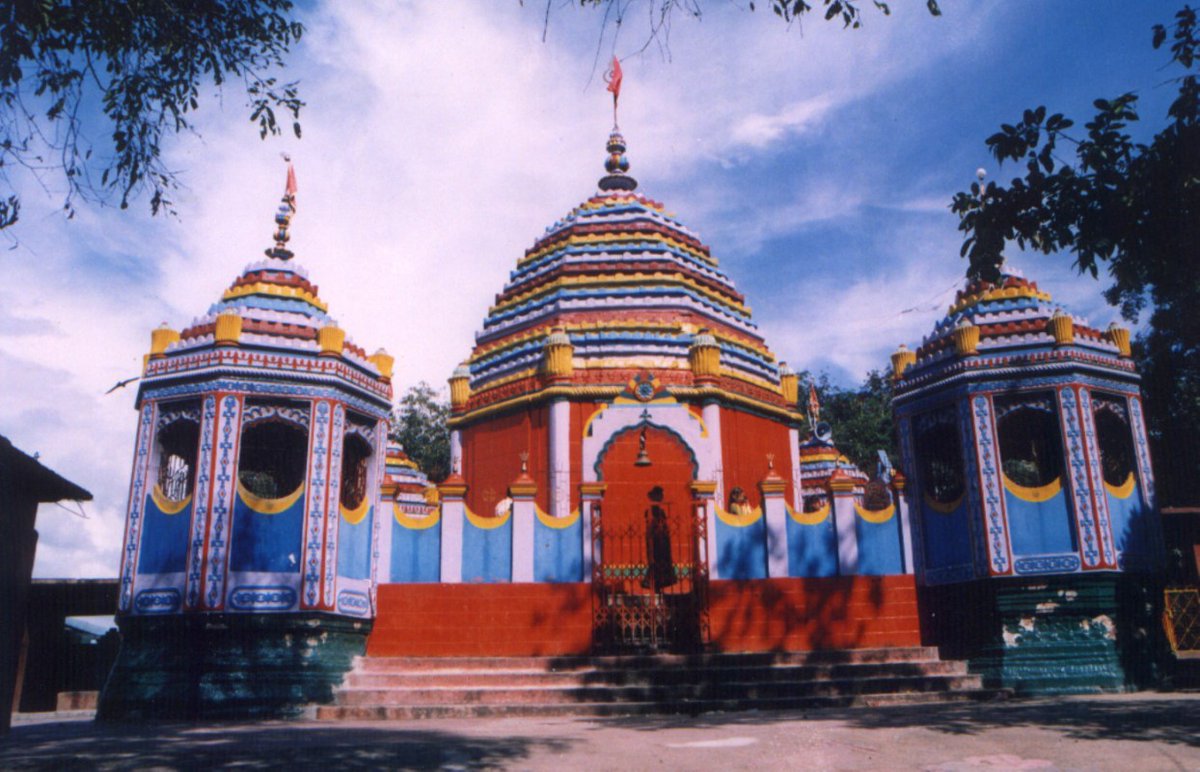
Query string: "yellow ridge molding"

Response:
xmin=490 ymin=273 xmax=749 ymax=318
xmin=150 ymin=485 xmax=192 ymax=515
xmin=222 ymin=281 xmax=329 ymax=312
xmin=1002 ymin=474 xmax=1063 ymax=503
xmin=237 ymin=481 xmax=305 ymax=514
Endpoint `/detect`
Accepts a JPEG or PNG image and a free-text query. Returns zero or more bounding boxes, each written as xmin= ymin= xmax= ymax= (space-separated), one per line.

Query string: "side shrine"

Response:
xmin=98 ymin=124 xmax=1165 ymax=720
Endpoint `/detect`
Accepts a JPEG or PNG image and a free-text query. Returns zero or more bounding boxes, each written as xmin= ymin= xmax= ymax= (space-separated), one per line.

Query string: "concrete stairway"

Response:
xmin=315 ymin=647 xmax=1006 ymax=720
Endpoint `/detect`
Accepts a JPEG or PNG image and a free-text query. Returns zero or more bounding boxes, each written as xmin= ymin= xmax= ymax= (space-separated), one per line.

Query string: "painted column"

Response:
xmin=449 ymin=429 xmax=463 ymax=478
xmin=438 ymin=476 xmax=467 ymax=583
xmin=118 ymin=401 xmax=158 ymax=614
xmin=548 ymin=398 xmax=570 ymax=519
xmin=829 ymin=473 xmax=859 ymax=575
xmin=202 ymin=393 xmax=245 ymax=610
xmin=701 ymin=400 xmax=724 ymax=505
xmin=892 ymin=472 xmax=915 ymax=574
xmin=579 ymin=483 xmax=605 ymax=582
xmin=788 ymin=426 xmax=804 ymax=512
xmin=509 ymin=471 xmax=537 ymax=582
xmin=760 ymin=474 xmax=789 ymax=578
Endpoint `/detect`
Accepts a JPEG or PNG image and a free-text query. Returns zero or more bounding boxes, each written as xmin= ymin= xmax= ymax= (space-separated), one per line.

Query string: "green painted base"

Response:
xmin=922 ymin=573 xmax=1164 ymax=696
xmin=96 ymin=613 xmax=370 ymax=721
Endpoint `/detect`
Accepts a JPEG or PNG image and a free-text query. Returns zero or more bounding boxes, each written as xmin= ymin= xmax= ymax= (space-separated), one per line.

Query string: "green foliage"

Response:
xmin=391 ymin=382 xmax=451 ymax=484
xmin=0 ymin=0 xmax=304 ymax=230
xmin=798 ymin=368 xmax=896 ymax=474
xmin=951 ymin=6 xmax=1200 ymax=506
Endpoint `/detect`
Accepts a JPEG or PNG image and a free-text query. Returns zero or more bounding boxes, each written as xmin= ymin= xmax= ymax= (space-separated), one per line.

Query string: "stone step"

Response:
xmin=334 ymin=674 xmax=984 ymax=706
xmin=344 ymin=659 xmax=969 ymax=689
xmin=315 ymin=688 xmax=1006 ymax=721
xmin=353 ymin=646 xmax=945 ymax=673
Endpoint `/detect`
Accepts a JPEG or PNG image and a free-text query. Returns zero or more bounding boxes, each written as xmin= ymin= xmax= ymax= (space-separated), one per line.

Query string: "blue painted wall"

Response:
xmin=229 ymin=492 xmax=304 ymax=573
xmin=716 ymin=517 xmax=767 ymax=579
xmin=336 ymin=506 xmax=372 ymax=580
xmin=389 ymin=513 xmax=441 ymax=582
xmin=786 ymin=513 xmax=838 ymax=577
xmin=461 ymin=518 xmax=512 ymax=583
xmin=137 ymin=495 xmax=191 ymax=575
xmin=920 ymin=500 xmax=973 ymax=571
xmin=1005 ymin=487 xmax=1077 ymax=557
xmin=534 ymin=516 xmax=583 ymax=582
xmin=856 ymin=509 xmax=904 ymax=575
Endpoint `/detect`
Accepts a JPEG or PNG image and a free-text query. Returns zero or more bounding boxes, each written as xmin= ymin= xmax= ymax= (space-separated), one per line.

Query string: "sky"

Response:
xmin=0 ymin=0 xmax=1183 ymax=578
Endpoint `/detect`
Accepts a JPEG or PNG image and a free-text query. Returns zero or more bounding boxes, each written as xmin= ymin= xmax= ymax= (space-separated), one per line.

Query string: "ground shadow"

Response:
xmin=591 ymin=694 xmax=1200 ymax=749
xmin=0 ymin=720 xmax=574 ymax=771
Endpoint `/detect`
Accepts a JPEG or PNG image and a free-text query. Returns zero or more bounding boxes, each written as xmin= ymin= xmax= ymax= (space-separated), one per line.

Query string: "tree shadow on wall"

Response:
xmin=0 ymin=720 xmax=575 ymax=770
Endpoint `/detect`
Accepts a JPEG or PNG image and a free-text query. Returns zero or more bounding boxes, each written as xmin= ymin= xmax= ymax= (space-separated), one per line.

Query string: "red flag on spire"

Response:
xmin=285 ymin=164 xmax=298 ymax=200
xmin=807 ymin=382 xmax=821 ymax=425
xmin=605 ymin=56 xmax=623 ymax=105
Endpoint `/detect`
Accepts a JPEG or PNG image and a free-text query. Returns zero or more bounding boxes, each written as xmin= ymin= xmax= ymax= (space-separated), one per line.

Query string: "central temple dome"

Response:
xmin=458 ymin=130 xmax=790 ymax=415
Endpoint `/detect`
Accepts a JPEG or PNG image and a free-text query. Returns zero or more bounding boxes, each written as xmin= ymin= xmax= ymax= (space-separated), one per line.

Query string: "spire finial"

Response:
xmin=265 ymin=156 xmax=298 ymax=261
xmin=599 ymin=129 xmax=637 ymax=192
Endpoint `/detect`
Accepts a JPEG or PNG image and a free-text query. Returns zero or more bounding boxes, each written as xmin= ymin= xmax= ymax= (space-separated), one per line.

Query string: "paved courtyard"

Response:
xmin=5 ymin=692 xmax=1200 ymax=770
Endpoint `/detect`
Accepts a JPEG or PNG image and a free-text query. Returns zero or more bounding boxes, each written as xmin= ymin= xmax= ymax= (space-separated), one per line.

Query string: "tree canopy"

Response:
xmin=391 ymin=382 xmax=451 ymax=484
xmin=951 ymin=6 xmax=1200 ymax=505
xmin=0 ymin=0 xmax=304 ymax=231
xmin=800 ymin=369 xmax=896 ymax=475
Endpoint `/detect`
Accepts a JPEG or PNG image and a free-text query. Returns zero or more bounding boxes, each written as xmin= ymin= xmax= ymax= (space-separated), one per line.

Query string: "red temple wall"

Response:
xmin=460 ymin=406 xmax=549 ymax=515
xmin=719 ymin=406 xmax=796 ymax=508
xmin=368 ymin=576 xmax=920 ymax=656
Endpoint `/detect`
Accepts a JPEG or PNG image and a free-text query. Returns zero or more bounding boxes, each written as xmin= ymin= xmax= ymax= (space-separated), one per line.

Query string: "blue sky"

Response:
xmin=0 ymin=0 xmax=1182 ymax=577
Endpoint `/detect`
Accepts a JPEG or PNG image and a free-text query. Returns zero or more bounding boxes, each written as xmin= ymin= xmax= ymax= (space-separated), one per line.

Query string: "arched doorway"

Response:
xmin=593 ymin=424 xmax=708 ymax=652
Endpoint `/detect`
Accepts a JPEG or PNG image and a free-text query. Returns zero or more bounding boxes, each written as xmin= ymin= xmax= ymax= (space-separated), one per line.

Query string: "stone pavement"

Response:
xmin=4 ymin=692 xmax=1200 ymax=770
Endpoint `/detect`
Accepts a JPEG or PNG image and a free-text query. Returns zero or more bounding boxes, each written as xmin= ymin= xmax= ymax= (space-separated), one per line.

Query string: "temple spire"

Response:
xmin=265 ymin=158 xmax=298 ymax=261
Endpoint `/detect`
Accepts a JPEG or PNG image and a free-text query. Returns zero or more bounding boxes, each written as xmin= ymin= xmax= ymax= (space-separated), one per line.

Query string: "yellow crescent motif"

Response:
xmin=150 ymin=485 xmax=191 ymax=515
xmin=535 ymin=505 xmax=581 ymax=529
xmin=1002 ymin=474 xmax=1062 ymax=503
xmin=788 ymin=502 xmax=830 ymax=525
xmin=340 ymin=498 xmax=370 ymax=525
xmin=237 ymin=481 xmax=305 ymax=514
xmin=465 ymin=504 xmax=511 ymax=530
xmin=716 ymin=506 xmax=762 ymax=527
xmin=393 ymin=503 xmax=441 ymax=530
xmin=923 ymin=492 xmax=964 ymax=515
xmin=855 ymin=501 xmax=896 ymax=523
xmin=1103 ymin=472 xmax=1136 ymax=500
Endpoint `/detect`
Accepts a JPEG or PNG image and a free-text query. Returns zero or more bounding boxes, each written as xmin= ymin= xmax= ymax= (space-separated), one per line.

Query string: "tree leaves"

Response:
xmin=0 ymin=0 xmax=306 ymax=230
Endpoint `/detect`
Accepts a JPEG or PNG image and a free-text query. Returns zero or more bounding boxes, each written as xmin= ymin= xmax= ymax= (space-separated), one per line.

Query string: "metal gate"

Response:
xmin=591 ymin=499 xmax=710 ymax=652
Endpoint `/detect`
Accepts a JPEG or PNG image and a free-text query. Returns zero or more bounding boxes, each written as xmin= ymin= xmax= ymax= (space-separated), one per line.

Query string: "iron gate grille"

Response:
xmin=1165 ymin=587 xmax=1200 ymax=654
xmin=591 ymin=500 xmax=710 ymax=652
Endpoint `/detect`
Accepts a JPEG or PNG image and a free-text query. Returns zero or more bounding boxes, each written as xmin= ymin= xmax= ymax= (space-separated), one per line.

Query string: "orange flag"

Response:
xmin=808 ymin=382 xmax=821 ymax=425
xmin=605 ymin=56 xmax=623 ymax=106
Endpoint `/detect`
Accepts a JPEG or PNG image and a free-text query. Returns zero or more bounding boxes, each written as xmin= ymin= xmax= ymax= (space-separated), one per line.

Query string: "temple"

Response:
xmin=99 ymin=114 xmax=1165 ymax=718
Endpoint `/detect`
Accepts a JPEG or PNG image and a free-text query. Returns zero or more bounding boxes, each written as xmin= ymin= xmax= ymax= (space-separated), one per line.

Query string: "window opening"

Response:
xmin=156 ymin=420 xmax=200 ymax=502
xmin=238 ymin=420 xmax=308 ymax=499
xmin=341 ymin=434 xmax=372 ymax=510
xmin=996 ymin=395 xmax=1062 ymax=488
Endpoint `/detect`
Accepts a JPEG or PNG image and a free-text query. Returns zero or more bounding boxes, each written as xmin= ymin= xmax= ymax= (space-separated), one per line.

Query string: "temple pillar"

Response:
xmin=438 ymin=476 xmax=467 ymax=583
xmin=510 ymin=465 xmax=538 ymax=582
xmin=580 ymin=483 xmax=606 ymax=581
xmin=548 ymin=398 xmax=570 ymax=519
xmin=892 ymin=472 xmax=915 ymax=574
xmin=829 ymin=472 xmax=859 ymax=575
xmin=701 ymin=400 xmax=724 ymax=505
xmin=760 ymin=473 xmax=789 ymax=578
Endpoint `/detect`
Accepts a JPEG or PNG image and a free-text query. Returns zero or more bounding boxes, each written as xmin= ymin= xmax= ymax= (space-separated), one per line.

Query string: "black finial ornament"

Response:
xmin=265 ymin=162 xmax=298 ymax=261
xmin=599 ymin=129 xmax=638 ymax=192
